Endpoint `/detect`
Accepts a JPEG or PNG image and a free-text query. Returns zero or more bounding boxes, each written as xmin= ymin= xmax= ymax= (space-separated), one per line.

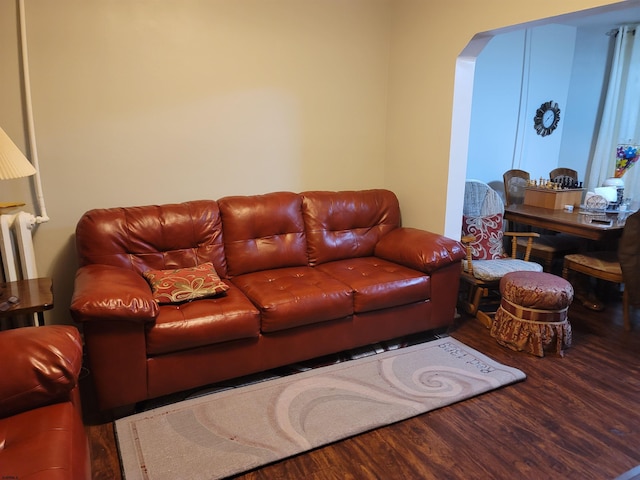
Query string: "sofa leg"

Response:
xmin=109 ymin=404 xmax=137 ymax=421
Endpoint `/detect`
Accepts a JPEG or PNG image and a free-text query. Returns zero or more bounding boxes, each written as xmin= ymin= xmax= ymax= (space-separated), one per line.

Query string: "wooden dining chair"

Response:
xmin=563 ymin=210 xmax=640 ymax=330
xmin=563 ymin=252 xmax=628 ymax=325
xmin=503 ymin=169 xmax=530 ymax=206
xmin=503 ymin=169 xmax=583 ymax=272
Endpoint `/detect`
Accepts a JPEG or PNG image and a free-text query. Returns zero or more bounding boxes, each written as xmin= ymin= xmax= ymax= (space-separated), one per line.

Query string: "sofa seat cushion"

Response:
xmin=0 ymin=401 xmax=90 ymax=480
xmin=231 ymin=266 xmax=353 ymax=333
xmin=317 ymin=257 xmax=430 ymax=313
xmin=146 ymin=283 xmax=260 ymax=356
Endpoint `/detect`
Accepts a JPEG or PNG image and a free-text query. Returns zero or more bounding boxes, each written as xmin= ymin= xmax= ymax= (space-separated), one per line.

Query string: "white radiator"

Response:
xmin=0 ymin=211 xmax=38 ymax=282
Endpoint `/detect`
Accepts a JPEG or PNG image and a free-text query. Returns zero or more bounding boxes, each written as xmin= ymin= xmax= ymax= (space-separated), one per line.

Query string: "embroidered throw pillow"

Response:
xmin=462 ymin=213 xmax=505 ymax=260
xmin=143 ymin=262 xmax=229 ymax=304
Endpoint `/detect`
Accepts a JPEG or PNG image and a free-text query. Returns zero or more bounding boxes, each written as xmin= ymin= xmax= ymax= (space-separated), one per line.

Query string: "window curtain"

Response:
xmin=587 ymin=25 xmax=640 ymax=201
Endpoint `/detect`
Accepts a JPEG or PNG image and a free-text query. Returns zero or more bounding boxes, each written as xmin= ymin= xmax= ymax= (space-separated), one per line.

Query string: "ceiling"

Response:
xmin=552 ymin=1 xmax=640 ymax=29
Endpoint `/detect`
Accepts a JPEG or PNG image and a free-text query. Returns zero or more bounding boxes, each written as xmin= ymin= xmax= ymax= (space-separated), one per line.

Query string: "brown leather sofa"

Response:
xmin=71 ymin=189 xmax=465 ymax=413
xmin=0 ymin=325 xmax=91 ymax=480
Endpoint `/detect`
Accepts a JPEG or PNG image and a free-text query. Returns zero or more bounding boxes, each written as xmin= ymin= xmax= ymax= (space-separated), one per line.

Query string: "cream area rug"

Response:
xmin=115 ymin=337 xmax=525 ymax=480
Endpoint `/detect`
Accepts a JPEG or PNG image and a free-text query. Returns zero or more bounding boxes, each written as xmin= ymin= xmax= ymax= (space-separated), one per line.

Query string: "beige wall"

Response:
xmin=0 ymin=0 xmax=620 ymax=324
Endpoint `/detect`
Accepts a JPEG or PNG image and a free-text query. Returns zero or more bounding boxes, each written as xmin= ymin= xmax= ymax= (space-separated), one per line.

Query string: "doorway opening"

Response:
xmin=445 ymin=1 xmax=640 ymax=239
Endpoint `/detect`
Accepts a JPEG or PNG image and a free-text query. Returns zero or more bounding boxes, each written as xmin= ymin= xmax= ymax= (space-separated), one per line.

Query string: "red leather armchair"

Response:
xmin=0 ymin=325 xmax=91 ymax=480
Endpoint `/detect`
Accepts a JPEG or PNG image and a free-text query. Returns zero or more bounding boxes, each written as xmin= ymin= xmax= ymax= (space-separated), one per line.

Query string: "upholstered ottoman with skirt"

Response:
xmin=490 ymin=271 xmax=573 ymax=357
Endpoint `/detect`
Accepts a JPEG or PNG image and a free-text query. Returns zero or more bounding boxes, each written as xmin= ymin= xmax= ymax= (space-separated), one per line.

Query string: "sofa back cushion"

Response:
xmin=301 ymin=189 xmax=400 ymax=266
xmin=75 ymin=200 xmax=228 ymax=277
xmin=219 ymin=192 xmax=308 ymax=276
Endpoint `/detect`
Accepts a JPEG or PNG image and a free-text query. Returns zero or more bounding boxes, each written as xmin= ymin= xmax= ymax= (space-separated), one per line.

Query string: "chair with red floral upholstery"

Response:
xmin=459 ymin=179 xmax=543 ymax=327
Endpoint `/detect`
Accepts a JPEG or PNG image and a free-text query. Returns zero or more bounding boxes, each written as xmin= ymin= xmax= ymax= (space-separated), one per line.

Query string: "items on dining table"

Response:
xmin=614 ymin=144 xmax=640 ymax=179
xmin=585 ymin=183 xmax=631 ymax=213
xmin=524 ymin=180 xmax=584 ymax=210
xmin=528 ymin=177 xmax=583 ymax=190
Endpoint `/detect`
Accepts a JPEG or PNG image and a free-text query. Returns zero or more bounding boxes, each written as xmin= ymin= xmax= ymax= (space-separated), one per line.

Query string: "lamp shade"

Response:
xmin=0 ymin=127 xmax=37 ymax=179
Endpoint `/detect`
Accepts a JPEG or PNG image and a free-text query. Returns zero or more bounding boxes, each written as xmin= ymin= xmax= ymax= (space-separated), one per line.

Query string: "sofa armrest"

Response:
xmin=71 ymin=264 xmax=159 ymax=323
xmin=375 ymin=227 xmax=466 ymax=274
xmin=0 ymin=325 xmax=83 ymax=418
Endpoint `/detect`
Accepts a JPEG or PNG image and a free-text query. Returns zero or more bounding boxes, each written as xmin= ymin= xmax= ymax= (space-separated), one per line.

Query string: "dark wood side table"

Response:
xmin=0 ymin=277 xmax=53 ymax=327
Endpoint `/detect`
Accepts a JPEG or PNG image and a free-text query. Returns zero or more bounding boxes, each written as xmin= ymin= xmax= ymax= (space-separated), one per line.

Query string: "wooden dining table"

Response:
xmin=504 ymin=204 xmax=629 ymax=242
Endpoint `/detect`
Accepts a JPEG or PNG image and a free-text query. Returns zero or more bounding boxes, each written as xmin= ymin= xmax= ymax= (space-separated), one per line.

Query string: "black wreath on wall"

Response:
xmin=533 ymin=100 xmax=561 ymax=137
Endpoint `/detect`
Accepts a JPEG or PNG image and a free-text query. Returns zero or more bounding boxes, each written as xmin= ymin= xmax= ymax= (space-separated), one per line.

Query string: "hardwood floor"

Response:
xmin=83 ymin=296 xmax=640 ymax=480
